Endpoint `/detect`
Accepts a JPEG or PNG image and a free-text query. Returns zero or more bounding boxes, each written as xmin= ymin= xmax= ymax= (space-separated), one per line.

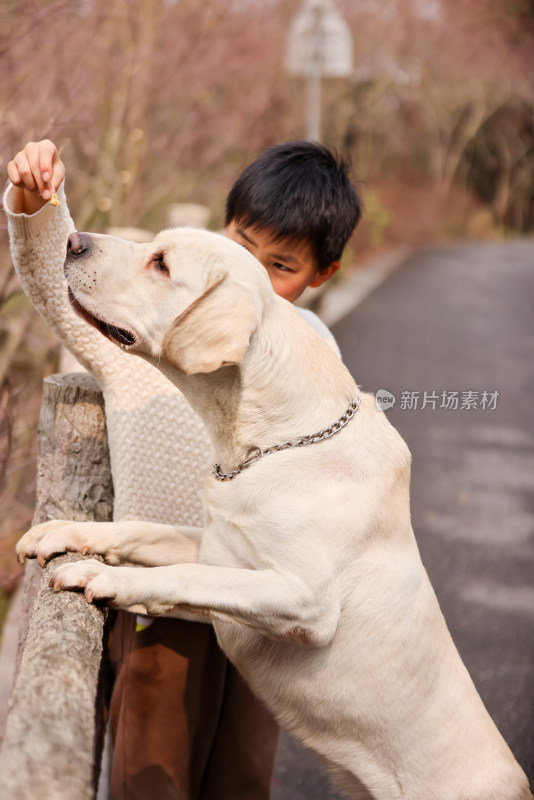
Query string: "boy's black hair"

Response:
xmin=225 ymin=141 xmax=362 ymax=272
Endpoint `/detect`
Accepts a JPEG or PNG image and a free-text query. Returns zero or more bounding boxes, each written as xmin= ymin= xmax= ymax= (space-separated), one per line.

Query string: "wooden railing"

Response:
xmin=0 ymin=374 xmax=113 ymax=800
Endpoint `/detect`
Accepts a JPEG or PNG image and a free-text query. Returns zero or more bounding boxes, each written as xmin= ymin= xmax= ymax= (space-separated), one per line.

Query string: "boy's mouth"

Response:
xmin=68 ymin=288 xmax=137 ymax=348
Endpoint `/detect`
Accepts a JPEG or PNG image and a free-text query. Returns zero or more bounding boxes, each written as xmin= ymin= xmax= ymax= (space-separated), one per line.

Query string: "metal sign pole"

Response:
xmin=286 ymin=0 xmax=353 ymax=142
xmin=307 ymin=68 xmax=321 ymax=141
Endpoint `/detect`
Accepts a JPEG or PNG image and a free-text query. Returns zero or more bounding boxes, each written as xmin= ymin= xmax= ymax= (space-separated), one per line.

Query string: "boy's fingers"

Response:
xmin=25 ymin=146 xmax=48 ymax=197
xmin=11 ymin=152 xmax=38 ymax=193
xmin=7 ymin=159 xmax=21 ymax=186
xmin=40 ymin=141 xmax=64 ymax=195
xmin=7 ymin=140 xmax=63 ymax=199
xmin=50 ymin=158 xmax=65 ymax=195
xmin=39 ymin=140 xmax=58 ymax=192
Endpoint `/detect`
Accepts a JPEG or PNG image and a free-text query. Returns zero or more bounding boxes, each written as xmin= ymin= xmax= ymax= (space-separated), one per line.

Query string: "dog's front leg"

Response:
xmin=51 ymin=559 xmax=340 ymax=647
xmin=17 ymin=520 xmax=201 ymax=567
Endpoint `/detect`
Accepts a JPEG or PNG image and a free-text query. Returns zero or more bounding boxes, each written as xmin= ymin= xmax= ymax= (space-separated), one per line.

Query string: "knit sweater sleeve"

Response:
xmin=3 ymin=181 xmax=129 ymax=384
xmin=4 ymin=181 xmax=211 ymax=528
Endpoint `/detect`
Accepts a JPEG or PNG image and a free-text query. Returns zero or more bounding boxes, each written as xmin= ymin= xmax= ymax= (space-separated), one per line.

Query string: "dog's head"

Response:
xmin=64 ymin=227 xmax=274 ymax=374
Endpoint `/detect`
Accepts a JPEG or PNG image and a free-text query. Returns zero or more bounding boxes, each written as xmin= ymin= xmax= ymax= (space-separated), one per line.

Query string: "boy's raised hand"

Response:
xmin=7 ymin=140 xmax=65 ymax=214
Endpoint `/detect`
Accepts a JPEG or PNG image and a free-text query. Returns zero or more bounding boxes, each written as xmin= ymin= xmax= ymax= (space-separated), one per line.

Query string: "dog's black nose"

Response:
xmin=67 ymin=232 xmax=89 ymax=256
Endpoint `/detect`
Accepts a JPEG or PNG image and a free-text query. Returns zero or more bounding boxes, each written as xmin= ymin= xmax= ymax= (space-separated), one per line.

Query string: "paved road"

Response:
xmin=272 ymin=240 xmax=534 ymax=796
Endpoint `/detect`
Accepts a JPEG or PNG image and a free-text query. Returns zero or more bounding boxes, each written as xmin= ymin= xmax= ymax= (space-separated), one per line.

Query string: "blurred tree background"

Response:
xmin=0 ymin=0 xmax=533 ymax=601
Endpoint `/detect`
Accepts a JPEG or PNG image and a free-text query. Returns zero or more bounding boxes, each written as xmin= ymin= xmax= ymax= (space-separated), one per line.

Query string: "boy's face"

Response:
xmin=226 ymin=220 xmax=339 ymax=304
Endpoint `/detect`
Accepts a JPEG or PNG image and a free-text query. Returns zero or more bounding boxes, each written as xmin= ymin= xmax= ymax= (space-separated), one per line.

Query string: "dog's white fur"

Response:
xmin=18 ymin=228 xmax=530 ymax=799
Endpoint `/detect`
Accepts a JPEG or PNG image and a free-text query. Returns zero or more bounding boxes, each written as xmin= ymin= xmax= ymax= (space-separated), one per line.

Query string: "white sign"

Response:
xmin=286 ymin=0 xmax=353 ymax=78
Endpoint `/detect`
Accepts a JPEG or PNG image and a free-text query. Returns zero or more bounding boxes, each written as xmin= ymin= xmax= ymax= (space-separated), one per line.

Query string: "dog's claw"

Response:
xmin=85 ymin=588 xmax=94 ymax=603
xmin=82 ymin=544 xmax=89 ymax=555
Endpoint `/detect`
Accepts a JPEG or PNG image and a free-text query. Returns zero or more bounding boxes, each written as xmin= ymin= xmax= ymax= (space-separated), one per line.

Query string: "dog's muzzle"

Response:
xmin=65 ymin=232 xmax=137 ymax=349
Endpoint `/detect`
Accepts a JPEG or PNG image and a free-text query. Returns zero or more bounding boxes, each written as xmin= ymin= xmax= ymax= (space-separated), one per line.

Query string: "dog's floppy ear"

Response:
xmin=162 ymin=270 xmax=259 ymax=375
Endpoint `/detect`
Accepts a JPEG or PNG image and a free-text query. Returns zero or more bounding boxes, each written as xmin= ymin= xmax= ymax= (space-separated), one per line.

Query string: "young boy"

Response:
xmin=5 ymin=139 xmax=361 ymax=799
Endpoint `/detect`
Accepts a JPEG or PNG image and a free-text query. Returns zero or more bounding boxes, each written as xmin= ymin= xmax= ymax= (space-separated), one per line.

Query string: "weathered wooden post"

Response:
xmin=0 ymin=373 xmax=114 ymax=800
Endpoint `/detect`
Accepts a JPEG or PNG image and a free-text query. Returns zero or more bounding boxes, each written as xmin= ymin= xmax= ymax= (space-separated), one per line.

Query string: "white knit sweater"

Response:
xmin=4 ymin=183 xmax=340 ymax=528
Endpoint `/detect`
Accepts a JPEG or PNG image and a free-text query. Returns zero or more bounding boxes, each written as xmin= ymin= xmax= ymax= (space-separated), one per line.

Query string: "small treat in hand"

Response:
xmin=49 ymin=192 xmax=60 ymax=207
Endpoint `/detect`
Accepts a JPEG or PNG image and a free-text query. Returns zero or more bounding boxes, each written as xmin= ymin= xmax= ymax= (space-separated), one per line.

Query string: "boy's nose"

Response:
xmin=67 ymin=231 xmax=89 ymax=256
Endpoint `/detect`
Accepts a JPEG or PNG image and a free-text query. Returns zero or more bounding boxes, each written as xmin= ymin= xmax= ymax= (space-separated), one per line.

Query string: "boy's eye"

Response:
xmin=272 ymin=262 xmax=293 ymax=273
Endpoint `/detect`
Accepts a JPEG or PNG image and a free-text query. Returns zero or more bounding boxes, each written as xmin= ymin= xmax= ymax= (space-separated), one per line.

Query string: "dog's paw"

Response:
xmin=17 ymin=520 xmax=86 ymax=566
xmin=16 ymin=520 xmax=114 ymax=567
xmin=50 ymin=559 xmax=141 ymax=609
xmin=50 ymin=558 xmax=109 ymax=597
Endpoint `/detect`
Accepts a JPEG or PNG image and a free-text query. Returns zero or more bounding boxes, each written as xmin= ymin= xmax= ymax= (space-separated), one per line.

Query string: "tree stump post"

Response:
xmin=0 ymin=373 xmax=114 ymax=800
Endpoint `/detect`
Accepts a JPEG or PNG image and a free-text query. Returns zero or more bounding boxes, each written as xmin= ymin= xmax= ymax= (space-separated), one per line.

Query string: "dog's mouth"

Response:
xmin=68 ymin=288 xmax=137 ymax=348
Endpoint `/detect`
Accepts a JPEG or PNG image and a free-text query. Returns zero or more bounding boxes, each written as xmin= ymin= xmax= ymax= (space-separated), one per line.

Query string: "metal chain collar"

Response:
xmin=212 ymin=397 xmax=362 ymax=482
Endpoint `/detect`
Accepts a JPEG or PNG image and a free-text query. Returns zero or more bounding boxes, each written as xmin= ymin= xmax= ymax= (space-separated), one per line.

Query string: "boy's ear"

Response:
xmin=308 ymin=260 xmax=340 ymax=289
xmin=162 ymin=271 xmax=258 ymax=375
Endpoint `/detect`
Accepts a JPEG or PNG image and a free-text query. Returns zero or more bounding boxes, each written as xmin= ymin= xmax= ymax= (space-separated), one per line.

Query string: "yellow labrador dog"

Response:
xmin=18 ymin=228 xmax=530 ymax=800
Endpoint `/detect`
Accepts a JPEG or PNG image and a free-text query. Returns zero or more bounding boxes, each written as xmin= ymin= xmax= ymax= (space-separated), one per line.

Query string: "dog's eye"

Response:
xmin=153 ymin=254 xmax=169 ymax=276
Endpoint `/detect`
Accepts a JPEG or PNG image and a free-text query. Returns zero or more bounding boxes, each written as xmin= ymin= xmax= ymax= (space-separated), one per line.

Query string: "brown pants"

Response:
xmin=107 ymin=611 xmax=280 ymax=800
